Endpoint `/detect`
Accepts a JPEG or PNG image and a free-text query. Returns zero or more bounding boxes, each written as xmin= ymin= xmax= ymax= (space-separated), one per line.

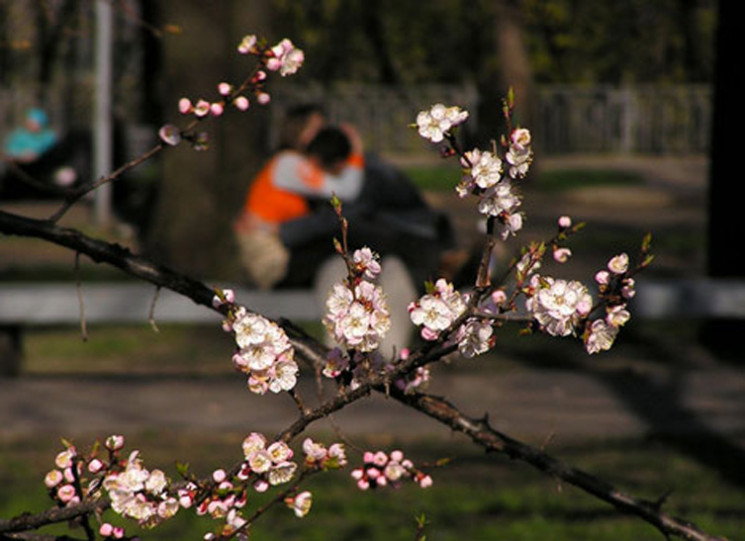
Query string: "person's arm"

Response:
xmin=273 ymin=151 xmax=364 ymax=201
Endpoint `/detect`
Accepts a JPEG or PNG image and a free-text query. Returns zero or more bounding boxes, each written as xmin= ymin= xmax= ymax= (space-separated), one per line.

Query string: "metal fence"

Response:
xmin=536 ymin=85 xmax=711 ymax=155
xmin=2 ymin=83 xmax=712 ymax=159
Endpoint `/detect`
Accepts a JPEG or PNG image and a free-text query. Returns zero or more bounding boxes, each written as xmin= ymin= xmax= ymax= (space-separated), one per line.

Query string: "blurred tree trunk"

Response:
xmin=144 ymin=0 xmax=272 ymax=280
xmin=475 ymin=0 xmax=535 ymax=147
xmin=701 ymin=0 xmax=740 ymax=358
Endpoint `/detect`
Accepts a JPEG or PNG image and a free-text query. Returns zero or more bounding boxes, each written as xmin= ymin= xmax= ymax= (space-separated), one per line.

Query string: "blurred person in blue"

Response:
xmin=3 ymin=108 xmax=59 ymax=164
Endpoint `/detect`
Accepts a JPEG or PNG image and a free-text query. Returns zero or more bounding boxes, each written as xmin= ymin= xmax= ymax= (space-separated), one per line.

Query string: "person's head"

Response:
xmin=278 ymin=103 xmax=325 ymax=151
xmin=306 ymin=126 xmax=351 ymax=175
xmin=26 ymin=108 xmax=49 ymax=132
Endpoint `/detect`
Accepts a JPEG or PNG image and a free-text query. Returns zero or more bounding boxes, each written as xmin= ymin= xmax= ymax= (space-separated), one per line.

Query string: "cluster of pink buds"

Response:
xmin=351 ymin=450 xmax=432 ymax=490
xmin=215 ymin=290 xmax=299 ymax=395
xmin=323 ymin=247 xmax=391 ymax=353
xmin=44 ymin=445 xmax=83 ymax=507
xmin=159 ymin=34 xmax=303 ymax=148
xmin=583 ymin=253 xmax=635 ymax=354
xmin=192 ymin=469 xmax=249 ymax=540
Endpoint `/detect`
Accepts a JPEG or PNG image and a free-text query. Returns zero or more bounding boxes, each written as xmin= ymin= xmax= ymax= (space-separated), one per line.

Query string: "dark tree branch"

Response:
xmin=388 ymin=387 xmax=727 ymax=541
xmin=0 ymin=208 xmax=726 ymax=541
xmin=0 ymin=499 xmax=107 ymax=537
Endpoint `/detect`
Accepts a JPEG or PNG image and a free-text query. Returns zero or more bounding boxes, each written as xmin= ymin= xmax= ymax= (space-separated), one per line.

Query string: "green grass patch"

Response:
xmin=1 ymin=434 xmax=741 ymax=540
xmin=402 ymin=164 xmax=645 ymax=194
xmin=402 ymin=164 xmax=462 ymax=192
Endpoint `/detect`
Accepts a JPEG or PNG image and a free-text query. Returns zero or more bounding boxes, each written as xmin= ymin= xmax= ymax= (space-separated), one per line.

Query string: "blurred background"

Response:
xmin=0 ymin=0 xmax=720 ymax=276
xmin=3 ymin=2 xmax=745 ymax=540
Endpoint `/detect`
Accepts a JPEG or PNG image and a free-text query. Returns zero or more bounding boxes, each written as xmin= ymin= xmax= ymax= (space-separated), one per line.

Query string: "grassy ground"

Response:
xmin=1 ymin=431 xmax=743 ymax=540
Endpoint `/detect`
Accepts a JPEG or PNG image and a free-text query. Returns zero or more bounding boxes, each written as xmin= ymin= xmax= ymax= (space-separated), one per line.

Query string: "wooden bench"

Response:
xmin=0 ymin=282 xmax=322 ymax=376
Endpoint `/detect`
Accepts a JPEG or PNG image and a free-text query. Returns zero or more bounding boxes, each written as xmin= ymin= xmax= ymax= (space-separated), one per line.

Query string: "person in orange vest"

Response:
xmin=234 ymin=124 xmax=364 ymax=289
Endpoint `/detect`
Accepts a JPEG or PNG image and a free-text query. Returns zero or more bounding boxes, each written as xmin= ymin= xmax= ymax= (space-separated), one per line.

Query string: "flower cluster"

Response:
xmin=215 ymin=290 xmax=299 ymax=395
xmin=351 ymin=450 xmax=432 ymax=490
xmin=237 ymin=432 xmax=298 ymax=491
xmin=44 ymin=435 xmax=180 ymax=537
xmin=408 ymin=278 xmax=467 ymax=341
xmin=525 ymin=276 xmax=593 ymax=337
xmin=103 ymin=450 xmax=179 ymax=527
xmin=505 ymin=127 xmax=533 ymax=179
xmin=415 ymin=103 xmax=469 ymax=143
xmin=302 ymin=438 xmax=348 ymax=471
xmin=323 ymin=247 xmax=391 ymax=352
xmin=583 ymin=253 xmax=635 ymax=354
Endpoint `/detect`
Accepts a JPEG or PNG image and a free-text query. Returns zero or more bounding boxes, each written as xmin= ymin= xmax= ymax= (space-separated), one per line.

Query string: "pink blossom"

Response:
xmin=553 ymin=247 xmax=572 ymax=263
xmin=237 ymin=34 xmax=257 ymax=54
xmin=193 ymin=99 xmax=211 ymax=117
xmin=608 ymin=253 xmax=629 ymax=274
xmin=55 ymin=448 xmax=76 ymax=469
xmin=44 ymin=469 xmax=63 ymax=488
xmin=217 ymin=82 xmax=232 ymax=96
xmin=558 ymin=215 xmax=572 ymax=229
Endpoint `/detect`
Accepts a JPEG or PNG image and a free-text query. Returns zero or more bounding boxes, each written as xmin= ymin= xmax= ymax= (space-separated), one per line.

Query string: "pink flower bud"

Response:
xmin=105 ymin=435 xmax=124 ymax=451
xmin=492 ymin=289 xmax=507 ymax=305
xmin=88 ymin=458 xmax=104 ymax=474
xmin=55 ymin=448 xmax=76 ymax=469
xmin=265 ymin=57 xmax=282 ymax=71
xmin=212 ymin=469 xmax=226 ymax=483
xmin=57 ymin=484 xmax=76 ymax=503
xmin=553 ymin=247 xmax=572 ymax=264
xmin=256 ymin=92 xmax=271 ymax=105
xmin=234 ymin=96 xmax=250 ymax=111
xmin=254 ymin=479 xmax=269 ymax=493
xmin=99 ymin=523 xmax=114 ymax=537
xmin=217 ymin=82 xmax=232 ymax=96
xmin=363 ymin=451 xmax=375 ymax=463
xmin=558 ymin=216 xmax=572 ymax=229
xmin=179 ymin=495 xmax=193 ymax=508
xmin=44 ymin=470 xmax=63 ymax=488
xmin=357 ymin=479 xmax=370 ymax=490
xmin=63 ymin=467 xmax=76 ymax=483
xmin=419 ymin=474 xmax=433 ymax=488
xmin=178 ymin=97 xmax=193 ymax=114
xmin=595 ymin=270 xmax=610 ymax=285
xmin=390 ymin=450 xmax=404 ymax=462
xmin=113 ymin=526 xmax=125 ymax=539
xmin=210 ymin=102 xmax=224 ymax=116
